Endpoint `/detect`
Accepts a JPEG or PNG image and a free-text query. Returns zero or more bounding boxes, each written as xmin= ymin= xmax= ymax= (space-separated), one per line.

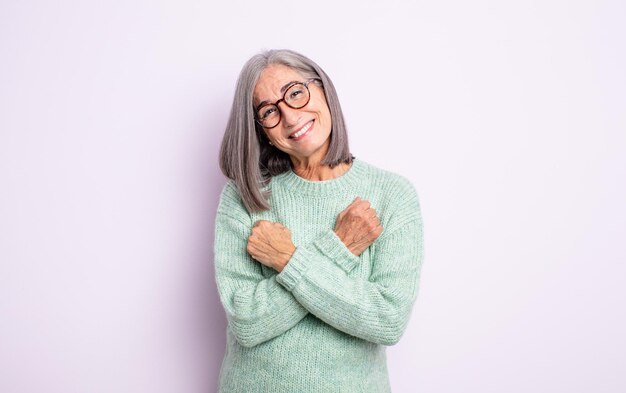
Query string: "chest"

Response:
xmin=251 ymin=191 xmax=378 ymax=280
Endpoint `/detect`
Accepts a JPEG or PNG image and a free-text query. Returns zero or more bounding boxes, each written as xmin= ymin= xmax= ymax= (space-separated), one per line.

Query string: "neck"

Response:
xmin=288 ymin=138 xmax=352 ymax=181
xmin=290 ymin=160 xmax=352 ymax=181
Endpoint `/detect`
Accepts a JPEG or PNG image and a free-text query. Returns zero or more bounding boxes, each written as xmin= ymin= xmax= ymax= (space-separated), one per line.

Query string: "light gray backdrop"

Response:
xmin=1 ymin=0 xmax=624 ymax=392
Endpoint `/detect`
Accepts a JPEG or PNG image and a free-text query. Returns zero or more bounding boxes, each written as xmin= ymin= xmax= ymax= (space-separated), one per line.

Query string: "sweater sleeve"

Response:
xmin=213 ymin=182 xmax=309 ymax=348
xmin=274 ymin=179 xmax=424 ymax=346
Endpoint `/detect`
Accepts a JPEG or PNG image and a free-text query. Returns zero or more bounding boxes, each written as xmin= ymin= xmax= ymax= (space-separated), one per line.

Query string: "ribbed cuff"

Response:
xmin=313 ymin=229 xmax=360 ymax=273
xmin=276 ymin=230 xmax=360 ymax=291
xmin=275 ymin=245 xmax=311 ymax=291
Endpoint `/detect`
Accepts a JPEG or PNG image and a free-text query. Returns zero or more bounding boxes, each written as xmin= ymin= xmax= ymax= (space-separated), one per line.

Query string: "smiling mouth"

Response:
xmin=288 ymin=120 xmax=314 ymax=139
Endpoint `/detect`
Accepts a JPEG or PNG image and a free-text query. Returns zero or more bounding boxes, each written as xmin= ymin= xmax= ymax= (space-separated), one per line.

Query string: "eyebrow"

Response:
xmin=255 ymin=80 xmax=300 ymax=111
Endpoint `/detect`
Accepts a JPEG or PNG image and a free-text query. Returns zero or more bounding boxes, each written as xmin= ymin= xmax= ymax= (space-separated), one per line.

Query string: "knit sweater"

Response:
xmin=214 ymin=157 xmax=424 ymax=393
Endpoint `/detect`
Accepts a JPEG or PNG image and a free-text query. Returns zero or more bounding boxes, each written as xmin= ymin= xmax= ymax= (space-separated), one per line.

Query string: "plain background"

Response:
xmin=1 ymin=0 xmax=624 ymax=392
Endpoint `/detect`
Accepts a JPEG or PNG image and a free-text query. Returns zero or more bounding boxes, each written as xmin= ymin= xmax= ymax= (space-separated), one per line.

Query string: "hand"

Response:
xmin=247 ymin=220 xmax=296 ymax=272
xmin=334 ymin=197 xmax=383 ymax=256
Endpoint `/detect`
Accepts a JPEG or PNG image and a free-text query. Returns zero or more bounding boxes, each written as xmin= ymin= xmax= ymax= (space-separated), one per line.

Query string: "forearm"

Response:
xmin=275 ymin=220 xmax=424 ymax=346
xmin=215 ymin=210 xmax=309 ymax=348
xmin=222 ymin=276 xmax=309 ymax=347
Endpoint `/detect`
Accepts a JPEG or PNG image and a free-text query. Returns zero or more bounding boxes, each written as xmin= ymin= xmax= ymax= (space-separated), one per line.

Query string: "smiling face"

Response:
xmin=253 ymin=64 xmax=332 ymax=165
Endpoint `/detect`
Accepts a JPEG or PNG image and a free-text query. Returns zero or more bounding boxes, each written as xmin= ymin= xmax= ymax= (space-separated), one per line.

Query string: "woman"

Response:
xmin=214 ymin=49 xmax=424 ymax=393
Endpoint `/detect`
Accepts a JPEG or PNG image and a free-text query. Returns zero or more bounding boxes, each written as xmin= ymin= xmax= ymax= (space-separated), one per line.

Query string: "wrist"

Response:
xmin=333 ymin=230 xmax=357 ymax=256
xmin=275 ymin=244 xmax=296 ymax=272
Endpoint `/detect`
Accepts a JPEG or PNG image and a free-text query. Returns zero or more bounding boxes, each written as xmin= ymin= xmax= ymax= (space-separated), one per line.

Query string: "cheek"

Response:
xmin=268 ymin=129 xmax=283 ymax=140
xmin=314 ymin=100 xmax=332 ymax=122
xmin=322 ymin=105 xmax=332 ymax=127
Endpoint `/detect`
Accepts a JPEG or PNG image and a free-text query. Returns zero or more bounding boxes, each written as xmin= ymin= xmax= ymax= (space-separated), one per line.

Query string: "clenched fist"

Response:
xmin=334 ymin=197 xmax=384 ymax=256
xmin=246 ymin=220 xmax=296 ymax=272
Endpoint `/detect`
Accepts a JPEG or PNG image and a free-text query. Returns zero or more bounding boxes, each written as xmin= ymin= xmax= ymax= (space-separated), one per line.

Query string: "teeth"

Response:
xmin=292 ymin=121 xmax=312 ymax=138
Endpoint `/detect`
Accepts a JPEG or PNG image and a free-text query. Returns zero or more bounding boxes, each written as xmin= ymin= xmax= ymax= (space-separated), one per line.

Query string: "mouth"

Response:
xmin=288 ymin=120 xmax=314 ymax=140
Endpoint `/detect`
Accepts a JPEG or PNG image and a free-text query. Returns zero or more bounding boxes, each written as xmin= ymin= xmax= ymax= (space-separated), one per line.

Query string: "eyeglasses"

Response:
xmin=254 ymin=78 xmax=321 ymax=129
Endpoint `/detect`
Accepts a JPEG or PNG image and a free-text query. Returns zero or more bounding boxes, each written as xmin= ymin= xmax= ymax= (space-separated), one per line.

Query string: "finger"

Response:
xmin=360 ymin=206 xmax=375 ymax=217
xmin=248 ymin=242 xmax=271 ymax=259
xmin=247 ymin=236 xmax=262 ymax=247
xmin=350 ymin=196 xmax=363 ymax=206
xmin=349 ymin=199 xmax=370 ymax=213
xmin=349 ymin=205 xmax=372 ymax=220
xmin=369 ymin=224 xmax=384 ymax=238
xmin=247 ymin=242 xmax=261 ymax=257
xmin=344 ymin=197 xmax=366 ymax=213
xmin=247 ymin=242 xmax=263 ymax=253
xmin=270 ymin=223 xmax=289 ymax=234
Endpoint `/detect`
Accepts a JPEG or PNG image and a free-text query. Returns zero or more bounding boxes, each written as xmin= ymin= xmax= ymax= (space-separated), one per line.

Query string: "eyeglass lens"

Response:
xmin=257 ymin=82 xmax=311 ymax=128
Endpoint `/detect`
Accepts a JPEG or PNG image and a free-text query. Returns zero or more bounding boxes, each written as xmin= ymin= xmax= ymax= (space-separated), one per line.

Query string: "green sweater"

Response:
xmin=214 ymin=157 xmax=424 ymax=393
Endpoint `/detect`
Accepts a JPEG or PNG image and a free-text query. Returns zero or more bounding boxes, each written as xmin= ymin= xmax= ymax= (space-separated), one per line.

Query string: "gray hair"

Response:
xmin=219 ymin=49 xmax=354 ymax=213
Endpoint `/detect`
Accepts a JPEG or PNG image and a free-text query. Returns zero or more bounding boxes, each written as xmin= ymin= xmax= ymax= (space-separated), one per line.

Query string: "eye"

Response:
xmin=289 ymin=88 xmax=304 ymax=99
xmin=260 ymin=106 xmax=276 ymax=119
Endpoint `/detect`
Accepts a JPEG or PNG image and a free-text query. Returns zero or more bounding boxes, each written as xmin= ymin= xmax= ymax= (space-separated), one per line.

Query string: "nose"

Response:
xmin=277 ymin=101 xmax=302 ymax=128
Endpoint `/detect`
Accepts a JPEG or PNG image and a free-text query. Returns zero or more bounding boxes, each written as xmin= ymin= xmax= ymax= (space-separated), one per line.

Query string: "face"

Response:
xmin=253 ymin=64 xmax=332 ymax=164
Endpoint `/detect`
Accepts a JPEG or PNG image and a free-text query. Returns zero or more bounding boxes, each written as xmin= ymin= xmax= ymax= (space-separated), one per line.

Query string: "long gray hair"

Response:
xmin=219 ymin=49 xmax=354 ymax=213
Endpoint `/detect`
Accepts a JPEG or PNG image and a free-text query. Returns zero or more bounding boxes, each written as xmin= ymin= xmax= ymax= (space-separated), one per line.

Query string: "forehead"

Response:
xmin=253 ymin=64 xmax=305 ymax=104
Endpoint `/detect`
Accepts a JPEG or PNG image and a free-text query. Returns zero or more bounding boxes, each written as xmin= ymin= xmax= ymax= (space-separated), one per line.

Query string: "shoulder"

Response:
xmin=219 ymin=179 xmax=239 ymax=201
xmin=359 ymin=159 xmax=420 ymax=208
xmin=358 ymin=160 xmax=422 ymax=232
xmin=217 ymin=180 xmax=252 ymax=224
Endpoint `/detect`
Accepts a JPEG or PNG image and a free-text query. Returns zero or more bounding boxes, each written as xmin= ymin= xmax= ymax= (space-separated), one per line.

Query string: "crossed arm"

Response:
xmin=213 ymin=181 xmax=424 ymax=348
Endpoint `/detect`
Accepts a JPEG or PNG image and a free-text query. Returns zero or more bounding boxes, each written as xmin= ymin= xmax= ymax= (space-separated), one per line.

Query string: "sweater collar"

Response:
xmin=274 ymin=157 xmax=366 ymax=197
